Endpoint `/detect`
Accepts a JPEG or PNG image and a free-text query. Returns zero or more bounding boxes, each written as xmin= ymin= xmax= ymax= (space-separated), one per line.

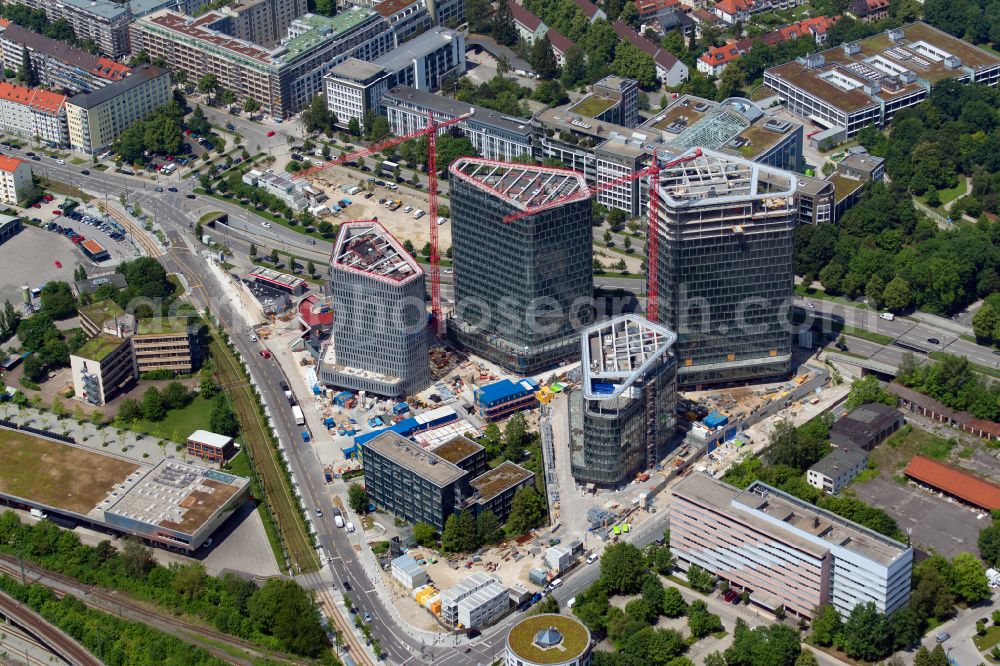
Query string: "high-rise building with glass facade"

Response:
xmin=320 ymin=220 xmax=430 ymax=397
xmin=651 ymin=148 xmax=797 ymax=388
xmin=570 ymin=315 xmax=677 ymax=487
xmin=448 ymin=158 xmax=593 ymax=374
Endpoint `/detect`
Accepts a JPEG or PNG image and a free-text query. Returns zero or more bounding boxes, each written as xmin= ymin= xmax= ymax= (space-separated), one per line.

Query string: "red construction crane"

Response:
xmin=295 ymin=111 xmax=473 ymax=335
xmin=502 ymin=148 xmax=702 ymax=321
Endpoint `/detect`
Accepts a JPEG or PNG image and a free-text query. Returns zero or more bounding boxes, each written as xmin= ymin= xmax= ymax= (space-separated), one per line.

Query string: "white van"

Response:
xmin=567 ymin=597 xmax=576 ymax=609
xmin=334 ymin=515 xmax=345 ymax=528
xmin=879 ymin=312 xmax=895 ymax=321
xmin=30 ymin=508 xmax=47 ymax=519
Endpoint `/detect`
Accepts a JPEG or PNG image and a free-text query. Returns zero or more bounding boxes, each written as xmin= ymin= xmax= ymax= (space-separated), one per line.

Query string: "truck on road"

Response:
xmin=292 ymin=405 xmax=305 ymax=425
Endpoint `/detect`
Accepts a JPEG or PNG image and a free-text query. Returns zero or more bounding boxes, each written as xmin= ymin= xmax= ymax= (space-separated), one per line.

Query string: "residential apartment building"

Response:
xmin=572 ymin=315 xmax=678 ymax=487
xmin=372 ymin=27 xmax=465 ymax=92
xmin=764 ymin=23 xmax=1000 ymax=138
xmin=65 ymin=64 xmax=171 ymax=155
xmin=221 ymin=0 xmax=308 ymax=47
xmin=0 ymin=82 xmax=68 ymax=146
xmin=0 ymin=156 xmax=33 ymax=206
xmin=70 ymin=334 xmax=138 ymax=405
xmin=324 ymin=59 xmax=392 ymax=134
xmin=848 ymin=0 xmax=889 ymax=22
xmin=807 ymin=446 xmax=868 ymax=494
xmin=671 ymin=473 xmax=913 ymax=618
xmin=508 ymin=0 xmax=547 ymax=45
xmin=381 ymin=86 xmax=533 ymax=161
xmin=130 ymin=7 xmax=395 ymax=117
xmin=612 ymin=21 xmax=688 ymax=86
xmin=651 ymin=148 xmax=796 ymax=388
xmin=548 ymin=28 xmax=573 ymax=66
xmin=448 ymin=158 xmax=593 ymax=374
xmin=698 ymin=39 xmax=752 ymax=76
xmin=20 ymin=0 xmax=133 ymax=57
xmin=0 ymin=22 xmax=130 ymax=95
xmin=374 ymin=0 xmax=432 ymax=43
xmin=321 ymin=220 xmax=430 ymax=397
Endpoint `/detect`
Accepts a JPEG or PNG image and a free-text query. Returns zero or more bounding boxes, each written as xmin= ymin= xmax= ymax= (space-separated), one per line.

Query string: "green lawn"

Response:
xmin=919 ymin=178 xmax=967 ymax=209
xmin=129 ymin=393 xmax=215 ymax=442
xmin=844 ymin=325 xmax=894 ymax=346
xmin=70 ymin=158 xmax=86 ymax=165
xmin=794 ymin=284 xmax=858 ymax=307
xmin=973 ymin=625 xmax=1000 ymax=651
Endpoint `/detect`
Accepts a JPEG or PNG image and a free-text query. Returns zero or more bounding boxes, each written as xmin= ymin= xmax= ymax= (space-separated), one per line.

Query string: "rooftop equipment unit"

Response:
xmin=842 ymin=41 xmax=860 ymax=55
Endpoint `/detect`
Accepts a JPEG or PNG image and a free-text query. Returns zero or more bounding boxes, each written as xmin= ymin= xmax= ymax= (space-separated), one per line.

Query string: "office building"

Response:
xmin=448 ymin=158 xmax=592 ymax=374
xmin=132 ymin=317 xmax=196 ymax=373
xmin=248 ymin=265 xmax=307 ymax=295
xmin=425 ymin=0 xmax=463 ymax=27
xmin=242 ymin=168 xmax=309 ymax=210
xmin=651 ymin=148 xmax=797 ymax=388
xmin=567 ymin=75 xmax=638 ymax=128
xmin=671 ymin=472 xmax=913 ymax=618
xmin=130 ymin=8 xmax=395 ymax=117
xmin=186 ymin=429 xmax=236 ymax=465
xmin=830 ymin=403 xmax=903 ymax=451
xmin=382 ymin=86 xmax=533 ymax=161
xmin=372 ymin=27 xmax=464 ymax=92
xmin=474 ymin=377 xmax=539 ymax=421
xmin=324 ymin=59 xmax=392 ymax=134
xmin=79 ymin=299 xmax=127 ymax=336
xmin=19 ymin=0 xmax=133 ymax=57
xmin=65 ymin=64 xmax=171 ymax=155
xmin=221 ymin=0 xmax=309 ymax=47
xmin=0 ymin=82 xmax=68 ymax=146
xmin=362 ymin=431 xmax=534 ymax=529
xmin=0 ymin=22 xmax=130 ymax=95
xmin=374 ymin=0 xmax=432 ymax=42
xmin=391 ymin=554 xmax=428 ymax=589
xmin=807 ymin=446 xmax=868 ymax=494
xmin=571 ymin=315 xmax=678 ymax=487
xmin=322 ymin=220 xmax=430 ymax=397
xmin=0 ymin=156 xmax=33 ymax=206
xmin=505 ymin=615 xmax=593 ymax=666
xmin=764 ymin=22 xmax=1000 ymax=138
xmin=440 ymin=572 xmax=507 ymax=627
xmin=70 ymin=334 xmax=138 ymax=405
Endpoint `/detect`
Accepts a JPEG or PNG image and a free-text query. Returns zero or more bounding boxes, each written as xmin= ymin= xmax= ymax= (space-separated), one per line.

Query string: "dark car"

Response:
xmin=343 ymin=580 xmax=351 ymax=590
xmin=927 ymin=338 xmax=940 ymax=345
xmin=31 ymin=156 xmax=40 ymax=161
xmin=25 ymin=152 xmax=34 ymax=157
xmin=186 ymin=194 xmax=196 ymax=199
xmin=168 ymin=187 xmax=178 ymax=192
xmin=81 ymin=169 xmax=90 ymax=175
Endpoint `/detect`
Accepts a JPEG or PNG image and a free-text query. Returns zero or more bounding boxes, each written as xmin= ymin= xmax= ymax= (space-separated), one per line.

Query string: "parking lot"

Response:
xmin=852 ymin=475 xmax=986 ymax=557
xmin=0 ymin=226 xmax=93 ymax=309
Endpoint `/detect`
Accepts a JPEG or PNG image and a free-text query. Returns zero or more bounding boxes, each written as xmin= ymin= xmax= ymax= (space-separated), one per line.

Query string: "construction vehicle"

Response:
xmin=296 ymin=110 xmax=474 ymax=335
xmin=503 ymin=148 xmax=703 ymax=319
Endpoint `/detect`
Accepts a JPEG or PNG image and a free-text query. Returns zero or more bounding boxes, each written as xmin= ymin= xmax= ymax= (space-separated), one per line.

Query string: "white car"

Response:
xmin=403 ymin=206 xmax=413 ymax=214
xmin=56 ymin=159 xmax=65 ymax=165
xmin=445 ymin=268 xmax=453 ymax=274
xmin=261 ymin=221 xmax=272 ymax=229
xmin=249 ymin=334 xmax=258 ymax=342
xmin=586 ymin=553 xmax=599 ymax=564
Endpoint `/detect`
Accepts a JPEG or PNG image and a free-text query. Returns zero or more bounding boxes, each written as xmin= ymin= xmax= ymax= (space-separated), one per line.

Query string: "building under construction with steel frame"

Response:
xmin=651 ymin=149 xmax=797 ymax=388
xmin=447 ymin=158 xmax=593 ymax=374
xmin=320 ymin=220 xmax=431 ymax=397
xmin=571 ymin=314 xmax=678 ymax=487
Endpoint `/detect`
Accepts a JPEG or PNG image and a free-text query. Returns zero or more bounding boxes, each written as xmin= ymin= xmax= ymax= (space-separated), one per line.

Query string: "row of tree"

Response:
xmin=0 ymin=299 xmax=21 ymax=343
xmin=897 ymin=351 xmax=1000 ymax=421
xmin=0 ymin=512 xmax=330 ymax=657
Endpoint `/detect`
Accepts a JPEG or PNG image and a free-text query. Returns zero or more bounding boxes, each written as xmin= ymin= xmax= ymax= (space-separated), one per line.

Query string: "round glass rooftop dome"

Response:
xmin=534 ymin=627 xmax=564 ymax=648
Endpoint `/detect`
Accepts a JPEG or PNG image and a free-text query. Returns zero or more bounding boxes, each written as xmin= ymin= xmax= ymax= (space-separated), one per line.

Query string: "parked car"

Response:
xmin=266 ymin=130 xmax=276 ymax=137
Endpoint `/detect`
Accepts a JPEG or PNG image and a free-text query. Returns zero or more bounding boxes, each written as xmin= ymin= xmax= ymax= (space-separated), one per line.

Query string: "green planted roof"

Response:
xmin=76 ymin=333 xmax=127 ymax=362
xmin=79 ymin=299 xmax=125 ymax=327
xmin=136 ymin=316 xmax=191 ymax=335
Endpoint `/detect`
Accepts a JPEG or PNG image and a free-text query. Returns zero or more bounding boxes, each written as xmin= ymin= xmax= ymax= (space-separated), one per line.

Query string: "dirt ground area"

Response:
xmin=402 ymin=541 xmax=546 ymax=597
xmin=311 ymin=171 xmax=452 ymax=251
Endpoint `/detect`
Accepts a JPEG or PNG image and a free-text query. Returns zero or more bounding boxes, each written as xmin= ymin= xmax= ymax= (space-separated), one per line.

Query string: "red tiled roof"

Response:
xmin=0 ymin=19 xmax=9 ymax=27
xmin=570 ymin=0 xmax=602 ymax=19
xmin=0 ymin=81 xmax=66 ymax=115
xmin=766 ymin=15 xmax=840 ymax=42
xmin=690 ymin=8 xmax=721 ymax=23
xmin=967 ymin=418 xmax=1000 ymax=438
xmin=613 ymin=20 xmax=680 ymax=71
xmin=0 ymin=156 xmax=26 ymax=173
xmin=865 ymin=0 xmax=889 ymax=9
xmin=373 ymin=0 xmax=419 ymax=17
xmin=904 ymin=455 xmax=1000 ymax=511
xmin=714 ymin=0 xmax=752 ymax=16
xmin=636 ymin=0 xmax=679 ymax=16
xmin=507 ymin=0 xmax=544 ymax=31
xmin=93 ymin=57 xmax=130 ymax=81
xmin=298 ymin=295 xmax=333 ymax=328
xmin=699 ymin=39 xmax=751 ymax=67
xmin=547 ymin=28 xmax=573 ymax=54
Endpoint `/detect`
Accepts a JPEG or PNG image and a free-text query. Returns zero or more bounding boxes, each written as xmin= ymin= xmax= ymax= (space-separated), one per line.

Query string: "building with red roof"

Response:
xmin=697 ymin=39 xmax=752 ymax=76
xmin=569 ymin=0 xmax=606 ymax=21
xmin=636 ymin=0 xmax=679 ymax=18
xmin=904 ymin=456 xmax=1000 ymax=511
xmin=0 ymin=81 xmax=68 ymax=146
xmin=0 ymin=155 xmax=32 ymax=206
xmin=848 ymin=0 xmax=889 ymax=22
xmin=762 ymin=15 xmax=840 ymax=46
xmin=547 ymin=28 xmax=574 ymax=65
xmin=612 ymin=20 xmax=689 ymax=86
xmin=508 ymin=0 xmax=548 ymax=45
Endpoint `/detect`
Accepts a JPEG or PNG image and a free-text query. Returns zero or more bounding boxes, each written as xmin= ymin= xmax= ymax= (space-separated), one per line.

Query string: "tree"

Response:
xmin=441 ymin=513 xmax=462 ymax=552
xmin=506 ymin=486 xmax=547 ymax=535
xmin=979 ymin=520 xmax=1000 ymax=568
xmin=882 ymin=276 xmax=912 ymax=312
xmin=412 ymin=522 xmax=436 ymax=547
xmin=348 ymin=117 xmax=361 ymax=136
xmin=845 ymin=375 xmax=896 ymax=409
xmin=687 ymin=600 xmax=723 ymax=638
xmin=197 ymin=73 xmax=219 ymax=97
xmin=455 ymin=509 xmax=477 ymax=551
xmin=39 ymin=281 xmax=77 ymax=319
xmin=243 ymin=98 xmax=261 ymax=114
xmin=492 ymin=0 xmax=518 ymax=46
xmin=530 ymin=34 xmax=559 ymax=79
xmin=476 ymin=509 xmax=503 ymax=545
xmin=841 ymin=602 xmax=893 ymax=662
xmin=162 ymin=381 xmax=189 ymax=409
xmin=661 ymin=586 xmax=687 ymax=617
xmin=18 ymin=49 xmax=37 ymax=87
xmin=725 ymin=620 xmax=801 ymax=666
xmin=142 ymin=386 xmax=166 ymax=421
xmin=719 ymin=62 xmax=746 ymax=99
xmin=270 ymin=249 xmax=279 ymax=264
xmin=249 ymin=242 xmax=257 ymax=258
xmin=624 ymin=597 xmax=657 ymax=625
xmin=465 ymin=0 xmax=493 ymax=33
xmin=121 ymin=537 xmax=154 ymax=578
xmin=561 ymin=45 xmax=586 ymax=87
xmin=347 ymin=482 xmax=368 ymax=514
xmin=914 ymin=645 xmax=948 ymax=666
xmin=619 ymin=1 xmax=640 ymax=27
xmin=171 ymin=562 xmax=206 ymax=600
xmin=118 ymin=398 xmax=142 ymax=422
xmin=503 ymin=413 xmax=527 ymax=460
xmin=865 ymin=274 xmax=886 ymax=307
xmin=600 ymin=543 xmax=646 ymax=594
xmin=808 ymin=604 xmax=842 ymax=647
xmin=534 ymin=595 xmax=559 ymax=615
xmin=973 ymin=303 xmax=999 ymax=342
xmin=951 ymin=551 xmax=990 ymax=603
xmin=794 ymin=651 xmax=819 ymax=666
xmin=480 ymin=423 xmax=503 ymax=458
xmin=611 ymin=42 xmax=657 ymax=88
xmin=623 ymin=627 xmax=685 ymax=666
xmin=685 ymin=564 xmax=715 ymax=593
xmin=209 ymin=393 xmax=238 ymax=437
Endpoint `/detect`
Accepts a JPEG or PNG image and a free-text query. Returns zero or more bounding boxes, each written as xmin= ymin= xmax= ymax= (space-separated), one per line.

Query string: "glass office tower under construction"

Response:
xmin=448 ymin=158 xmax=593 ymax=374
xmin=651 ymin=148 xmax=797 ymax=388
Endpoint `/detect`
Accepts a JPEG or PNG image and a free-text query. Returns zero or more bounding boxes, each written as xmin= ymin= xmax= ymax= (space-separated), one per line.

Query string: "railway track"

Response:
xmin=0 ymin=555 xmax=300 ymax=666
xmin=0 ymin=589 xmax=102 ymax=666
